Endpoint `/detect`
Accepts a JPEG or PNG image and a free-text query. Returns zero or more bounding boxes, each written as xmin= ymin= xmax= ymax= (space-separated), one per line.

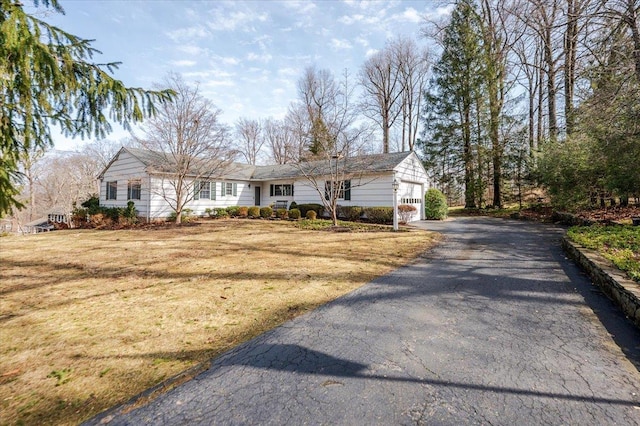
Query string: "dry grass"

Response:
xmin=0 ymin=219 xmax=439 ymax=425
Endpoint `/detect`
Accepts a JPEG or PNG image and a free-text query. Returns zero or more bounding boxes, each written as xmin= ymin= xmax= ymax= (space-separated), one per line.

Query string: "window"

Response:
xmin=127 ymin=180 xmax=141 ymax=200
xmin=269 ymin=184 xmax=293 ymax=197
xmin=221 ymin=182 xmax=237 ymax=197
xmin=106 ymin=181 xmax=117 ymax=200
xmin=401 ymin=198 xmax=421 ymax=204
xmin=324 ymin=180 xmax=351 ymax=200
xmin=194 ymin=181 xmax=215 ymax=200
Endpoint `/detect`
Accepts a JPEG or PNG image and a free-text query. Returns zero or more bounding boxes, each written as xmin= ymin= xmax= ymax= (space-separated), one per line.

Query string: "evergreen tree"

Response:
xmin=420 ymin=0 xmax=485 ymax=208
xmin=0 ymin=0 xmax=173 ymax=216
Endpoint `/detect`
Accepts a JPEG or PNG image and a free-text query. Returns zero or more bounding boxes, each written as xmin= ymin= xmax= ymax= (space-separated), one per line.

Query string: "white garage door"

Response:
xmin=398 ymin=182 xmax=423 ymax=222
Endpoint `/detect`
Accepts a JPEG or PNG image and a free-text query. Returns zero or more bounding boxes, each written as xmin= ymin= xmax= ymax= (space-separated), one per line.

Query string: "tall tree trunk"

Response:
xmin=625 ymin=0 xmax=640 ymax=80
xmin=537 ymin=47 xmax=545 ymax=147
xmin=544 ymin=24 xmax=558 ymax=141
xmin=564 ymin=0 xmax=578 ymax=135
xmin=463 ymin=105 xmax=476 ymax=209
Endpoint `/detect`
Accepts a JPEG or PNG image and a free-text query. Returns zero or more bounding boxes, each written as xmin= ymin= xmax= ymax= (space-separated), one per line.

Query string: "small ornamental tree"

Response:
xmin=397 ymin=204 xmax=417 ymax=224
xmin=425 ymin=188 xmax=448 ymax=220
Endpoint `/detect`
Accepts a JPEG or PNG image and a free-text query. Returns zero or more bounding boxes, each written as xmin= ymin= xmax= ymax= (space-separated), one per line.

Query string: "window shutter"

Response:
xmin=194 ymin=181 xmax=200 ymax=200
xmin=344 ymin=180 xmax=351 ymax=200
xmin=270 ymin=184 xmax=274 ymax=197
xmin=211 ymin=182 xmax=216 ymax=200
xmin=291 ymin=183 xmax=294 ymax=197
xmin=233 ymin=183 xmax=237 ymax=196
xmin=221 ymin=182 xmax=225 ymax=197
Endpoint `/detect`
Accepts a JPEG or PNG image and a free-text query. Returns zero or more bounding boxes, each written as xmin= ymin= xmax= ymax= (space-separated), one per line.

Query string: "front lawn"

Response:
xmin=0 ymin=219 xmax=439 ymax=425
xmin=567 ymin=225 xmax=640 ymax=282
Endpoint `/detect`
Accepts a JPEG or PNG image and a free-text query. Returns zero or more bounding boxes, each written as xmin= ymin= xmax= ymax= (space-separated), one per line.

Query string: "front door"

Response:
xmin=254 ymin=186 xmax=261 ymax=206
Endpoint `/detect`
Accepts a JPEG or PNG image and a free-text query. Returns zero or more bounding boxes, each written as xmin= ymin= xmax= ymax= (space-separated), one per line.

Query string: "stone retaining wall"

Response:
xmin=562 ymin=237 xmax=640 ymax=328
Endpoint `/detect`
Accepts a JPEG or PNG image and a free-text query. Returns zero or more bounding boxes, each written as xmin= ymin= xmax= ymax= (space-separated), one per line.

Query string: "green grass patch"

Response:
xmin=448 ymin=205 xmax=521 ymax=218
xmin=297 ymin=219 xmax=394 ymax=232
xmin=567 ymin=225 xmax=640 ymax=282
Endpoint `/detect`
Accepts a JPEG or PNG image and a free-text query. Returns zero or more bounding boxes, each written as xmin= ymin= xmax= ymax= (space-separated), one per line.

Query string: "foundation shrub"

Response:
xmin=363 ymin=207 xmax=393 ymax=224
xmin=260 ymin=207 xmax=273 ymax=218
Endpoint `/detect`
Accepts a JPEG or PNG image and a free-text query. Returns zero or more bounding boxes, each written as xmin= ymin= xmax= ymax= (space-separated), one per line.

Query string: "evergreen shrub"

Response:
xmin=425 ymin=189 xmax=448 ymax=220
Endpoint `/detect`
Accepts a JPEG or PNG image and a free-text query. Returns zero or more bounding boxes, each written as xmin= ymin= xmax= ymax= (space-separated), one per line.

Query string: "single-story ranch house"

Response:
xmin=98 ymin=147 xmax=430 ymax=222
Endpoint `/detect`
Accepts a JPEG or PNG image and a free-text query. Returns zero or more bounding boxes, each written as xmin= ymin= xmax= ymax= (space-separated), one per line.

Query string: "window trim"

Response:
xmin=194 ymin=181 xmax=215 ymax=200
xmin=222 ymin=182 xmax=237 ymax=197
xmin=127 ymin=179 xmax=141 ymax=200
xmin=269 ymin=184 xmax=293 ymax=197
xmin=106 ymin=181 xmax=117 ymax=200
xmin=324 ymin=180 xmax=350 ymax=201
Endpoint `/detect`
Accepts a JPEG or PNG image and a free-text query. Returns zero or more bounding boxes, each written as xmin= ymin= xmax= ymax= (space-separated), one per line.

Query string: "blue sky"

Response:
xmin=39 ymin=0 xmax=451 ymax=151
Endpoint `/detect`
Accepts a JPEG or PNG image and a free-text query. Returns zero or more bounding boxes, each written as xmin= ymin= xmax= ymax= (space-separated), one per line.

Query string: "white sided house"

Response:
xmin=98 ymin=147 xmax=430 ymax=222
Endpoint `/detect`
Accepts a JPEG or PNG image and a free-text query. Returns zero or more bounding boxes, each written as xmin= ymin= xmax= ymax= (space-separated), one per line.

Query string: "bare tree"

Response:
xmin=391 ymin=37 xmax=430 ymax=152
xmin=264 ymin=117 xmax=299 ymax=164
xmin=135 ymin=74 xmax=234 ymax=224
xmin=235 ymin=117 xmax=264 ymax=165
xmin=293 ymin=68 xmax=375 ymax=225
xmin=359 ymin=46 xmax=404 ymax=153
xmin=82 ymin=138 xmax=122 ymax=170
xmin=297 ymin=66 xmax=341 ymax=156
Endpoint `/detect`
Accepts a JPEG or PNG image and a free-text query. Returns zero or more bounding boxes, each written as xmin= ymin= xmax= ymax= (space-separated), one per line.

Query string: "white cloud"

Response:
xmin=220 ymin=56 xmax=240 ymax=66
xmin=355 ymin=36 xmax=369 ymax=48
xmin=330 ymin=38 xmax=353 ymax=50
xmin=165 ymin=26 xmax=209 ymax=41
xmin=171 ymin=60 xmax=197 ymax=67
xmin=396 ymin=7 xmax=421 ymax=23
xmin=365 ymin=48 xmax=378 ymax=57
xmin=247 ymin=52 xmax=273 ymax=63
xmin=278 ymin=67 xmax=299 ymax=78
xmin=176 ymin=45 xmax=204 ymax=56
xmin=208 ymin=8 xmax=269 ymax=32
xmin=201 ymin=80 xmax=236 ymax=88
xmin=280 ymin=0 xmax=317 ymax=15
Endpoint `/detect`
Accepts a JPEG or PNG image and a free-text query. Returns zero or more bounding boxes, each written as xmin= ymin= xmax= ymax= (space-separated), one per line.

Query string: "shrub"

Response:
xmin=168 ymin=208 xmax=194 ymax=223
xmin=298 ymin=203 xmax=324 ymax=218
xmin=289 ymin=201 xmax=298 ymax=210
xmin=363 ymin=207 xmax=394 ymax=224
xmin=216 ymin=209 xmax=229 ymax=218
xmin=226 ymin=206 xmax=240 ymax=217
xmin=260 ymin=206 xmax=273 ymax=218
xmin=238 ymin=206 xmax=249 ymax=218
xmin=306 ymin=210 xmax=317 ymax=220
xmin=80 ymin=195 xmax=101 ymax=215
xmin=397 ymin=204 xmax=417 ymax=224
xmin=248 ymin=206 xmax=260 ymax=218
xmin=425 ymin=188 xmax=448 ymax=220
xmin=338 ymin=205 xmax=363 ymax=222
xmin=289 ymin=208 xmax=301 ymax=220
xmin=276 ymin=208 xmax=288 ymax=219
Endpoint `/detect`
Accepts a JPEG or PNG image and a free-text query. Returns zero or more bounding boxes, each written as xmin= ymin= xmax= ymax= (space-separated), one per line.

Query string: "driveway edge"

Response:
xmin=562 ymin=237 xmax=640 ymax=329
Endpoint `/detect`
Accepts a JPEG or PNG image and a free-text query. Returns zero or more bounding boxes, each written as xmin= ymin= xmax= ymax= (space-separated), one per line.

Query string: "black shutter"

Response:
xmin=344 ymin=180 xmax=351 ymax=200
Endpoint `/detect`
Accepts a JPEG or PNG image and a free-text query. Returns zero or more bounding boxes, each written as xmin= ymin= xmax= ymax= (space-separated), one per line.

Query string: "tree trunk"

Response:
xmin=463 ymin=105 xmax=476 ymax=209
xmin=544 ymin=23 xmax=558 ymax=142
xmin=564 ymin=0 xmax=578 ymax=135
xmin=626 ymin=0 xmax=640 ymax=80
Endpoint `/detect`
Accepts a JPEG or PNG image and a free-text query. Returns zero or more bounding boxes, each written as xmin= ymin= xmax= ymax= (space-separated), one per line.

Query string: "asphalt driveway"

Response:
xmin=88 ymin=217 xmax=640 ymax=425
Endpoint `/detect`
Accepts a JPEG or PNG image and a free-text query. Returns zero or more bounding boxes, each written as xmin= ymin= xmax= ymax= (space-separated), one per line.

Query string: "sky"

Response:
xmin=37 ymin=0 xmax=452 ymax=151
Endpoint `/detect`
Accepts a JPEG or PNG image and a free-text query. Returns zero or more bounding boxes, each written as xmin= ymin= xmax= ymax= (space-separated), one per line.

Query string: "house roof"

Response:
xmin=250 ymin=151 xmax=414 ymax=181
xmin=101 ymin=147 xmax=417 ymax=181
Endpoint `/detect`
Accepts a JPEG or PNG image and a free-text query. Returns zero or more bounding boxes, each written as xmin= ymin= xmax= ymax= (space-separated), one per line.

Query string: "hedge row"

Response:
xmin=201 ymin=204 xmax=401 ymax=224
